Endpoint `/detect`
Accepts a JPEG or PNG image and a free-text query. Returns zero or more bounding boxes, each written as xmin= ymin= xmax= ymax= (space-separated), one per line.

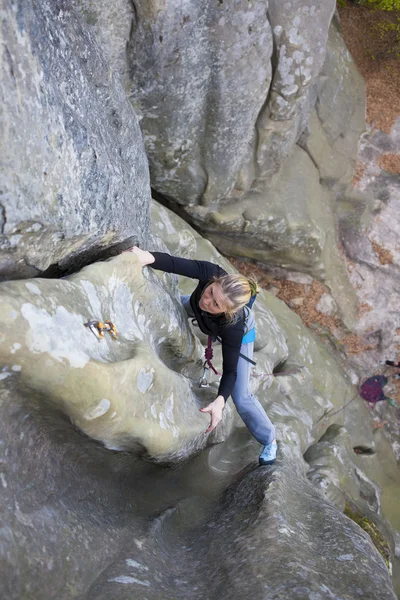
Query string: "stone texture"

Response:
xmin=127 ymin=0 xmax=273 ymax=206
xmin=341 ymin=118 xmax=400 ymax=375
xmin=254 ymin=0 xmax=337 ymax=179
xmin=0 ymin=0 xmax=151 ymax=280
xmin=1 ymin=2 xmax=399 ymax=597
xmin=305 ymin=424 xmax=382 ymax=513
xmin=339 ymin=116 xmax=400 ymax=498
xmin=84 ymin=461 xmax=397 ymax=600
xmin=1 ymin=203 xmax=399 ymax=598
xmin=312 ymin=16 xmax=366 ymax=189
xmin=316 ymin=292 xmax=337 ymax=316
xmin=122 ymin=0 xmax=337 ymax=203
xmin=75 ymin=2 xmax=366 ymax=322
xmin=28 ymin=1 xmax=372 ymax=328
xmin=0 ymin=252 xmax=220 ymax=460
xmin=65 ymin=1 xmax=373 ymax=332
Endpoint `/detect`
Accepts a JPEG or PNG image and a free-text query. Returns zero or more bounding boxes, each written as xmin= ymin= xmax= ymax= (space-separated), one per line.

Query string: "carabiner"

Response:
xmin=199 ymin=361 xmax=210 ymax=388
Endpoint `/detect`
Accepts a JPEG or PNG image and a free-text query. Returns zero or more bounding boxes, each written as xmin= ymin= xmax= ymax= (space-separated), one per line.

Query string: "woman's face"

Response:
xmin=199 ymin=283 xmax=228 ymax=315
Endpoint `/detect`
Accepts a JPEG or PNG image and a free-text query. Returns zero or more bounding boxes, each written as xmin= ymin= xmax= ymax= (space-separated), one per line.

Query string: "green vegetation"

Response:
xmin=338 ymin=0 xmax=400 ymax=8
xmin=364 ymin=1 xmax=400 ymax=9
xmin=344 ymin=503 xmax=392 ymax=571
xmin=338 ymin=0 xmax=400 ymax=58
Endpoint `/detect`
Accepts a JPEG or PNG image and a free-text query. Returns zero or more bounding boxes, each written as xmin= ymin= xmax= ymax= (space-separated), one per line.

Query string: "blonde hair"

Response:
xmin=212 ymin=274 xmax=259 ymax=324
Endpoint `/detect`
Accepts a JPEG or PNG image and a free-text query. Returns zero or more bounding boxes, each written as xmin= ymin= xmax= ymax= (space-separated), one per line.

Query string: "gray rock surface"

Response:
xmin=73 ymin=2 xmax=366 ymax=326
xmin=305 ymin=424 xmax=382 ymax=513
xmin=84 ymin=461 xmax=397 ymax=600
xmin=254 ymin=0 xmax=337 ymax=179
xmin=0 ymin=253 xmax=220 ymax=460
xmin=340 ymin=117 xmax=400 ymax=380
xmin=338 ymin=119 xmax=400 ymax=560
xmin=2 ymin=202 xmax=399 ymax=599
xmin=0 ymin=0 xmax=151 ymax=280
xmin=1 ymin=2 xmax=399 ymax=598
xmin=127 ymin=0 xmax=273 ymax=206
xmin=2 ymin=376 xmax=397 ymax=600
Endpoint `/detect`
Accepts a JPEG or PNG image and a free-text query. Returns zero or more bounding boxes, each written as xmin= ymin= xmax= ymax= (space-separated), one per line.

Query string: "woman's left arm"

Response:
xmin=200 ymin=396 xmax=225 ymax=433
xmin=217 ymin=328 xmax=243 ymax=401
xmin=200 ymin=329 xmax=243 ymax=434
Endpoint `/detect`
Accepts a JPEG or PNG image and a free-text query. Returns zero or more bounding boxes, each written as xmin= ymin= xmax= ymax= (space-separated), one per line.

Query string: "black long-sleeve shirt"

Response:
xmin=151 ymin=252 xmax=245 ymax=401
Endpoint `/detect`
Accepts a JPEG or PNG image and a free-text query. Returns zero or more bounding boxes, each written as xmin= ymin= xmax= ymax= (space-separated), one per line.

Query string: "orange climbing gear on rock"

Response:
xmin=84 ymin=320 xmax=118 ymax=340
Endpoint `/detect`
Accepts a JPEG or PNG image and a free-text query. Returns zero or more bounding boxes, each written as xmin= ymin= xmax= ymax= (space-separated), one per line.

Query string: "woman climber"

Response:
xmin=126 ymin=247 xmax=277 ymax=466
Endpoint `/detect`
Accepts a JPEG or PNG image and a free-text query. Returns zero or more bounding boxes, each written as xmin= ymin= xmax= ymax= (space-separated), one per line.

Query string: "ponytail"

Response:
xmin=212 ymin=273 xmax=260 ymax=324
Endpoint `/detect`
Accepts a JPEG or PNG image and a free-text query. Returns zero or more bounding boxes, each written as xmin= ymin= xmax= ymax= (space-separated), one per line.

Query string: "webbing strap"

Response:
xmin=200 ymin=308 xmax=258 ymax=374
xmin=205 ymin=336 xmax=222 ymax=375
xmin=214 ymin=336 xmax=257 ymax=367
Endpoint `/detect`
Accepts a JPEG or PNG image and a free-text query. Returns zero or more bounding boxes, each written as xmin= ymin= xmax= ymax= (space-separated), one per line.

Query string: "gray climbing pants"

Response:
xmin=181 ymin=295 xmax=276 ymax=446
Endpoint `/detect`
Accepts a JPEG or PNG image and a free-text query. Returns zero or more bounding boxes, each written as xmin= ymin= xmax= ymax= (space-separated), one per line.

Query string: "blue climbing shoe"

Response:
xmin=259 ymin=440 xmax=278 ymax=466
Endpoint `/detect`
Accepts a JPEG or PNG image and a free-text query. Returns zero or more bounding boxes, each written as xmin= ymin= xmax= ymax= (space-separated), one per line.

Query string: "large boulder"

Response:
xmin=1 ymin=2 xmax=399 ymax=597
xmin=74 ymin=1 xmax=366 ymax=324
xmin=0 ymin=0 xmax=151 ymax=280
xmin=123 ymin=0 xmax=337 ymax=203
xmin=338 ymin=115 xmax=400 ymax=473
xmin=1 ymin=203 xmax=399 ymax=598
xmin=81 ymin=461 xmax=397 ymax=600
xmin=0 ymin=252 xmax=224 ymax=460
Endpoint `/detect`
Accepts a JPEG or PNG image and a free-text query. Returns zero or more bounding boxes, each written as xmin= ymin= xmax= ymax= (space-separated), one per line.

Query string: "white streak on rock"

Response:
xmin=137 ymin=368 xmax=154 ymax=393
xmin=25 ymin=283 xmax=41 ymax=295
xmin=108 ymin=576 xmax=150 ymax=586
xmin=83 ymin=399 xmax=111 ymax=420
xmin=21 ymin=303 xmax=90 ymax=368
xmin=126 ymin=559 xmax=149 ymax=571
xmin=80 ymin=280 xmax=102 ymax=318
xmin=159 ymin=411 xmax=168 ymax=430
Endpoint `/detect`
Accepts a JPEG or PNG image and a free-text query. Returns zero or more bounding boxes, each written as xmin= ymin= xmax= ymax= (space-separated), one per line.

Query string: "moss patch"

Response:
xmin=344 ymin=503 xmax=392 ymax=571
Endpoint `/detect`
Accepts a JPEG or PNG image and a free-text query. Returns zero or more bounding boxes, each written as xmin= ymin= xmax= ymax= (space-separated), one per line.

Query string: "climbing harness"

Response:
xmin=198 ymin=306 xmax=255 ymax=387
xmin=84 ymin=320 xmax=118 ymax=341
xmin=198 ymin=334 xmax=304 ymax=387
xmin=199 ymin=336 xmax=221 ymax=388
xmin=197 ymin=305 xmax=304 ymax=387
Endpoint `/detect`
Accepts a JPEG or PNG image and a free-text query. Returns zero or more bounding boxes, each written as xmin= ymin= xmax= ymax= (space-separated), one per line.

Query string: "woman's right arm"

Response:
xmin=125 ymin=246 xmax=155 ymax=267
xmin=126 ymin=247 xmax=226 ymax=281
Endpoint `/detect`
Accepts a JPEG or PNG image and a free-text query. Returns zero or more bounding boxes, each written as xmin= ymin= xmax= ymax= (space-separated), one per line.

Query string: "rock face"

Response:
xmin=305 ymin=424 xmax=382 ymax=513
xmin=0 ymin=253 xmax=213 ymax=460
xmin=0 ymin=204 xmax=291 ymax=461
xmin=340 ymin=117 xmax=400 ymax=373
xmin=125 ymin=0 xmax=338 ymax=203
xmin=2 ymin=202 xmax=399 ymax=598
xmin=76 ymin=1 xmax=366 ymax=323
xmin=183 ymin=14 xmax=366 ymax=324
xmin=338 ymin=116 xmax=400 ymax=488
xmin=0 ymin=0 xmax=151 ymax=280
xmin=1 ymin=2 xmax=400 ymax=599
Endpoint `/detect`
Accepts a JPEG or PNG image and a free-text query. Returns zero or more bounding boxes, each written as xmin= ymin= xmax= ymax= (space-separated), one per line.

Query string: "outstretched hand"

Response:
xmin=124 ymin=246 xmax=155 ymax=267
xmin=200 ymin=395 xmax=225 ymax=434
